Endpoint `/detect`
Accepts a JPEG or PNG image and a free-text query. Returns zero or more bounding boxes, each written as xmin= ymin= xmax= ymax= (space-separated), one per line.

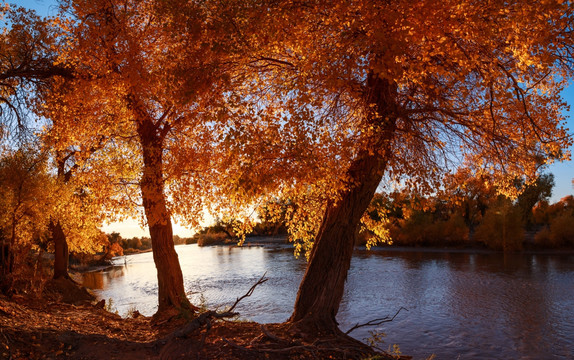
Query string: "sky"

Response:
xmin=10 ymin=0 xmax=574 ymax=237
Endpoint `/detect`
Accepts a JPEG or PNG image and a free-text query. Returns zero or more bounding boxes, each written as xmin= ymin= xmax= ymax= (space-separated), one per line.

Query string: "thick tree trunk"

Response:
xmin=1 ymin=236 xmax=12 ymax=277
xmin=289 ymin=150 xmax=387 ymax=333
xmin=289 ymin=74 xmax=396 ymax=334
xmin=138 ymin=119 xmax=195 ymax=315
xmin=0 ymin=238 xmax=6 ymax=276
xmin=0 ymin=237 xmax=9 ymax=292
xmin=50 ymin=220 xmax=70 ymax=280
xmin=0 ymin=218 xmax=18 ymax=293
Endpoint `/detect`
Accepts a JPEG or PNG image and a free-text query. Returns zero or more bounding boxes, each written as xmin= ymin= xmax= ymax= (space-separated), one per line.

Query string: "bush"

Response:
xmin=474 ymin=201 xmax=524 ymax=251
xmin=549 ymin=212 xmax=574 ymax=246
xmin=196 ymin=232 xmax=229 ymax=246
xmin=390 ymin=212 xmax=469 ymax=246
xmin=534 ymin=226 xmax=556 ymax=247
xmin=535 ymin=211 xmax=574 ymax=247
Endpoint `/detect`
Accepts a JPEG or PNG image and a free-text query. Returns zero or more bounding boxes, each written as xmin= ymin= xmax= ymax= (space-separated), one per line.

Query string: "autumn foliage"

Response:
xmin=0 ymin=0 xmax=573 ymax=349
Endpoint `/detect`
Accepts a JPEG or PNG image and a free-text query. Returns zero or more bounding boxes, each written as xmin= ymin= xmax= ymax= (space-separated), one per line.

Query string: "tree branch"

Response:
xmin=162 ymin=272 xmax=268 ymax=341
xmin=226 ymin=272 xmax=268 ymax=313
xmin=345 ymin=307 xmax=408 ymax=335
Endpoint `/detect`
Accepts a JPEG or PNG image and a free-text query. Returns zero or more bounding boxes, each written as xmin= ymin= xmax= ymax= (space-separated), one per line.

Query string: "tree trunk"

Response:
xmin=0 ymin=231 xmax=11 ymax=278
xmin=289 ymin=150 xmax=387 ymax=333
xmin=138 ymin=119 xmax=195 ymax=315
xmin=0 ymin=237 xmax=6 ymax=276
xmin=0 ymin=241 xmax=8 ymax=293
xmin=8 ymin=214 xmax=17 ymax=275
xmin=50 ymin=220 xmax=70 ymax=280
xmin=289 ymin=74 xmax=396 ymax=334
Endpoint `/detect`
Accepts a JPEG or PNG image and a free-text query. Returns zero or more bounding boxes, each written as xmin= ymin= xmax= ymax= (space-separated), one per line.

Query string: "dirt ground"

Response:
xmin=0 ymin=281 xmax=402 ymax=360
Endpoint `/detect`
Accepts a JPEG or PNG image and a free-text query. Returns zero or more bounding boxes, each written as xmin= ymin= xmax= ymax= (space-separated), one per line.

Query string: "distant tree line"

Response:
xmin=356 ymin=172 xmax=574 ymax=251
xmin=103 ymin=232 xmax=193 ymax=255
xmin=192 ymin=172 xmax=574 ymax=252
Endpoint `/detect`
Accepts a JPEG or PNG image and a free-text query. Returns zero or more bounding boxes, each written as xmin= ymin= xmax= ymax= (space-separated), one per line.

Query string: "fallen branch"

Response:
xmin=345 ymin=307 xmax=408 ymax=335
xmin=225 ymin=272 xmax=268 ymax=314
xmin=163 ymin=272 xmax=268 ymax=341
xmin=259 ymin=324 xmax=283 ymax=343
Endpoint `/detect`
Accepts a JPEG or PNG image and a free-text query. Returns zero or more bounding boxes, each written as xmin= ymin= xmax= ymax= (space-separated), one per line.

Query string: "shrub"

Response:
xmin=534 ymin=226 xmax=556 ymax=247
xmin=474 ymin=201 xmax=524 ymax=251
xmin=390 ymin=212 xmax=469 ymax=246
xmin=548 ymin=211 xmax=574 ymax=246
xmin=536 ymin=210 xmax=574 ymax=247
xmin=196 ymin=232 xmax=229 ymax=246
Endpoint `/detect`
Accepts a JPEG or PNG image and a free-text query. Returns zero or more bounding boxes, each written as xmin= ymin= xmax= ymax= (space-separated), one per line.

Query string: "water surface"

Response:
xmin=81 ymin=244 xmax=574 ymax=359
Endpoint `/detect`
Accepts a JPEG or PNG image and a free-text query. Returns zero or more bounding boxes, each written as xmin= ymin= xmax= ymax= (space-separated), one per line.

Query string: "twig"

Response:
xmin=226 ymin=272 xmax=268 ymax=313
xmin=345 ymin=307 xmax=408 ymax=335
xmin=256 ymin=344 xmax=319 ymax=355
xmin=0 ymin=329 xmax=12 ymax=360
xmin=120 ymin=328 xmax=129 ymax=341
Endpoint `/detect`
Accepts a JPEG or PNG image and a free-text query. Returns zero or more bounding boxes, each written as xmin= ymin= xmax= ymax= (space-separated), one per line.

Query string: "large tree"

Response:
xmin=218 ymin=0 xmax=574 ymax=336
xmin=43 ymin=0 xmax=248 ymax=316
xmin=0 ymin=5 xmax=104 ymax=282
xmin=286 ymin=0 xmax=573 ymax=335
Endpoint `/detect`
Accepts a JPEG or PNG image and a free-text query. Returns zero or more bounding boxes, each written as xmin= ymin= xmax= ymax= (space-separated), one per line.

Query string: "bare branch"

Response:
xmin=226 ymin=272 xmax=268 ymax=314
xmin=345 ymin=307 xmax=408 ymax=335
xmin=163 ymin=272 xmax=268 ymax=341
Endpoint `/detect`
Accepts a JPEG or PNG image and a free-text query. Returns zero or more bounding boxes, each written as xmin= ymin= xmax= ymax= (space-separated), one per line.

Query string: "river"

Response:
xmin=81 ymin=244 xmax=574 ymax=359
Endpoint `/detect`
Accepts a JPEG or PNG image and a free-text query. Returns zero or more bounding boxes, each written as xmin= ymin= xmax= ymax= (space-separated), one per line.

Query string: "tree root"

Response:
xmin=221 ymin=322 xmax=402 ymax=360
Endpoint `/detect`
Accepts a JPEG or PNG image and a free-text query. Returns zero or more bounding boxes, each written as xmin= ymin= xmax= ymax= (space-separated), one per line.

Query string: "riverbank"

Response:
xmin=363 ymin=244 xmax=574 ymax=256
xmin=189 ymin=234 xmax=574 ymax=255
xmin=0 ymin=291 xmax=402 ymax=360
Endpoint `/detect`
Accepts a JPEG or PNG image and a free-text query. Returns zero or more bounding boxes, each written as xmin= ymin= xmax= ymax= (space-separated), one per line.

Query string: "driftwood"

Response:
xmin=345 ymin=306 xmax=408 ymax=335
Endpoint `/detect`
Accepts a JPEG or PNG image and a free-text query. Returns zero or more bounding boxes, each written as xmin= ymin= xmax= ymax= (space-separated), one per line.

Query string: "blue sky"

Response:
xmin=11 ymin=0 xmax=574 ymax=237
xmin=549 ymin=86 xmax=574 ymax=203
xmin=14 ymin=0 xmax=59 ymax=17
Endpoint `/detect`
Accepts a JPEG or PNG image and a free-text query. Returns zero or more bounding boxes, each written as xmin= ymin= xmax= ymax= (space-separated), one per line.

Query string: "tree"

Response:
xmin=441 ymin=167 xmax=499 ymax=230
xmin=42 ymin=0 xmax=248 ymax=316
xmin=0 ymin=143 xmax=106 ymax=289
xmin=0 ymin=144 xmax=52 ymax=288
xmin=0 ymin=5 xmax=101 ymax=281
xmin=0 ymin=5 xmax=72 ymax=141
xmin=474 ymin=197 xmax=525 ymax=251
xmin=236 ymin=0 xmax=574 ymax=336
xmin=515 ymin=173 xmax=555 ymax=228
xmin=41 ymin=145 xmax=108 ymax=280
